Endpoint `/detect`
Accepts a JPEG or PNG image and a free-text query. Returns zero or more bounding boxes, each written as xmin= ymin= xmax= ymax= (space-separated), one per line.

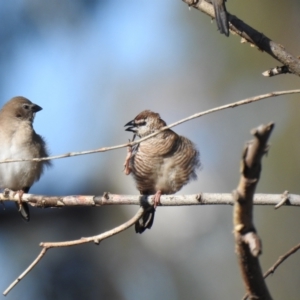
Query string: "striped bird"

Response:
xmin=124 ymin=110 xmax=200 ymax=233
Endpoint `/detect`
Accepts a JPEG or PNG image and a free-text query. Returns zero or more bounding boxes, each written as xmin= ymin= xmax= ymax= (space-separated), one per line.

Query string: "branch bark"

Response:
xmin=1 ymin=189 xmax=300 ymax=208
xmin=233 ymin=123 xmax=274 ymax=300
xmin=183 ymin=0 xmax=300 ymax=77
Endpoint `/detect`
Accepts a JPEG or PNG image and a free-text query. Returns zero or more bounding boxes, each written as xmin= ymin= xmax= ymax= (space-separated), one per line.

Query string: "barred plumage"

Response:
xmin=124 ymin=110 xmax=200 ymax=233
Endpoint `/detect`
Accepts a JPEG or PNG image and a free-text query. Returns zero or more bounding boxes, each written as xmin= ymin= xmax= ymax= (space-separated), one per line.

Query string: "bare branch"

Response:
xmin=234 ymin=123 xmax=274 ymax=300
xmin=263 ymin=243 xmax=300 ymax=279
xmin=243 ymin=243 xmax=300 ymax=300
xmin=1 ymin=189 xmax=300 ymax=208
xmin=3 ymin=248 xmax=47 ymax=297
xmin=0 ymin=89 xmax=299 ymax=165
xmin=3 ymin=207 xmax=144 ymax=296
xmin=183 ymin=0 xmax=300 ymax=77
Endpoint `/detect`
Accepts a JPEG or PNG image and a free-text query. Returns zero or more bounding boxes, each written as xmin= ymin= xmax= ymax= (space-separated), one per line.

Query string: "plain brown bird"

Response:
xmin=124 ymin=110 xmax=200 ymax=234
xmin=0 ymin=96 xmax=51 ymax=221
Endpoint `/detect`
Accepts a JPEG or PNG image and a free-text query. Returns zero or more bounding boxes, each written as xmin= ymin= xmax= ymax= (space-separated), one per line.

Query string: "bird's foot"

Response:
xmin=13 ymin=190 xmax=24 ymax=212
xmin=153 ymin=190 xmax=162 ymax=209
xmin=13 ymin=190 xmax=30 ymax=221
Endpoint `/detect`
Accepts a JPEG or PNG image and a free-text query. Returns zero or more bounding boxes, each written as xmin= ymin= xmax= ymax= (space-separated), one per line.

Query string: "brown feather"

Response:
xmin=125 ymin=110 xmax=200 ymax=233
xmin=0 ymin=96 xmax=51 ymax=220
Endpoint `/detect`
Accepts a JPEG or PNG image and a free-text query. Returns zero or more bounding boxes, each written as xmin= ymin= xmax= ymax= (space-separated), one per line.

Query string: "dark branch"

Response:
xmin=182 ymin=0 xmax=300 ymax=77
xmin=234 ymin=123 xmax=274 ymax=300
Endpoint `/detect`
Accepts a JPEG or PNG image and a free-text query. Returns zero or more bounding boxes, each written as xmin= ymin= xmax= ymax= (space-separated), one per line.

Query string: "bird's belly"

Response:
xmin=0 ymin=145 xmax=38 ymax=190
xmin=154 ymin=159 xmax=179 ymax=194
xmin=0 ymin=161 xmax=38 ymax=190
xmin=134 ymin=157 xmax=180 ymax=194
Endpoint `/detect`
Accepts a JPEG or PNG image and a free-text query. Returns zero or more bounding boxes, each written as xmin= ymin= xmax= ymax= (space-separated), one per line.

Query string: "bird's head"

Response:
xmin=2 ymin=96 xmax=42 ymax=123
xmin=125 ymin=110 xmax=167 ymax=140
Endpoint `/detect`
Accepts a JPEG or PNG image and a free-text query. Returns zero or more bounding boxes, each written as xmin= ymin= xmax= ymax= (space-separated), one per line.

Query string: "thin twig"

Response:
xmin=242 ymin=243 xmax=300 ymax=300
xmin=3 ymin=207 xmax=144 ymax=296
xmin=0 ymin=89 xmax=299 ymax=165
xmin=3 ymin=248 xmax=47 ymax=296
xmin=263 ymin=243 xmax=300 ymax=279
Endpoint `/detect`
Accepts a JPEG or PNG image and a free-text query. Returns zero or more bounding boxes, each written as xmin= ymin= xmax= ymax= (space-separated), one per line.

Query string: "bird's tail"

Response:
xmin=135 ymin=207 xmax=155 ymax=234
xmin=213 ymin=1 xmax=229 ymax=36
xmin=15 ymin=202 xmax=30 ymax=221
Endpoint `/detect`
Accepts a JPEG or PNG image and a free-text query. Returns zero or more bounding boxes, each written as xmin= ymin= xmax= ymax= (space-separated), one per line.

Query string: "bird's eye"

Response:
xmin=137 ymin=120 xmax=146 ymax=127
xmin=23 ymin=104 xmax=30 ymax=110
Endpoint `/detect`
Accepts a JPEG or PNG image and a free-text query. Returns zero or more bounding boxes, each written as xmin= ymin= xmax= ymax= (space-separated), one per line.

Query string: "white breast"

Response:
xmin=0 ymin=127 xmax=39 ymax=190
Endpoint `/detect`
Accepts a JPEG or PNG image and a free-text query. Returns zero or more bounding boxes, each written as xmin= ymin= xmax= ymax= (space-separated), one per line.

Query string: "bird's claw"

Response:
xmin=12 ymin=190 xmax=24 ymax=211
xmin=153 ymin=190 xmax=162 ymax=209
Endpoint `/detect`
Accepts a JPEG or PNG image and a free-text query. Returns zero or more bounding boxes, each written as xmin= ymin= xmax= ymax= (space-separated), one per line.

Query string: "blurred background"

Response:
xmin=0 ymin=0 xmax=299 ymax=299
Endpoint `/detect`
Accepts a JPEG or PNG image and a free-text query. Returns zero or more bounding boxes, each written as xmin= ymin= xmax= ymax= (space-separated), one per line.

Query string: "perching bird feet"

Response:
xmin=153 ymin=190 xmax=162 ymax=208
xmin=13 ymin=190 xmax=30 ymax=221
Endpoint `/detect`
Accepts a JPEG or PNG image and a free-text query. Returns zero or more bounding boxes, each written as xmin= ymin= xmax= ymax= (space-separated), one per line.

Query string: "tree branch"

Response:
xmin=1 ymin=189 xmax=300 ymax=208
xmin=0 ymin=89 xmax=299 ymax=165
xmin=243 ymin=242 xmax=300 ymax=300
xmin=183 ymin=0 xmax=300 ymax=77
xmin=263 ymin=243 xmax=300 ymax=280
xmin=3 ymin=207 xmax=145 ymax=296
xmin=233 ymin=123 xmax=274 ymax=300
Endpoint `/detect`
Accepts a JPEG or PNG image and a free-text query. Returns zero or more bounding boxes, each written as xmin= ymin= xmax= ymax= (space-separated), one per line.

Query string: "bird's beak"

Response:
xmin=30 ymin=104 xmax=42 ymax=122
xmin=125 ymin=120 xmax=137 ymax=141
xmin=32 ymin=104 xmax=42 ymax=113
xmin=124 ymin=120 xmax=137 ymax=133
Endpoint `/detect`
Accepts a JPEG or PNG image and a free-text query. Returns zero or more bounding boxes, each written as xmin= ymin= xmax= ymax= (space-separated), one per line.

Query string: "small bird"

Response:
xmin=124 ymin=110 xmax=200 ymax=234
xmin=211 ymin=0 xmax=229 ymax=36
xmin=0 ymin=96 xmax=51 ymax=221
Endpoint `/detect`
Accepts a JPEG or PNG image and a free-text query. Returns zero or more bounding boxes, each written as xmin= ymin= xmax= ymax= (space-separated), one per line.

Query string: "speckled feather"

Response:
xmin=131 ymin=132 xmax=199 ymax=195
